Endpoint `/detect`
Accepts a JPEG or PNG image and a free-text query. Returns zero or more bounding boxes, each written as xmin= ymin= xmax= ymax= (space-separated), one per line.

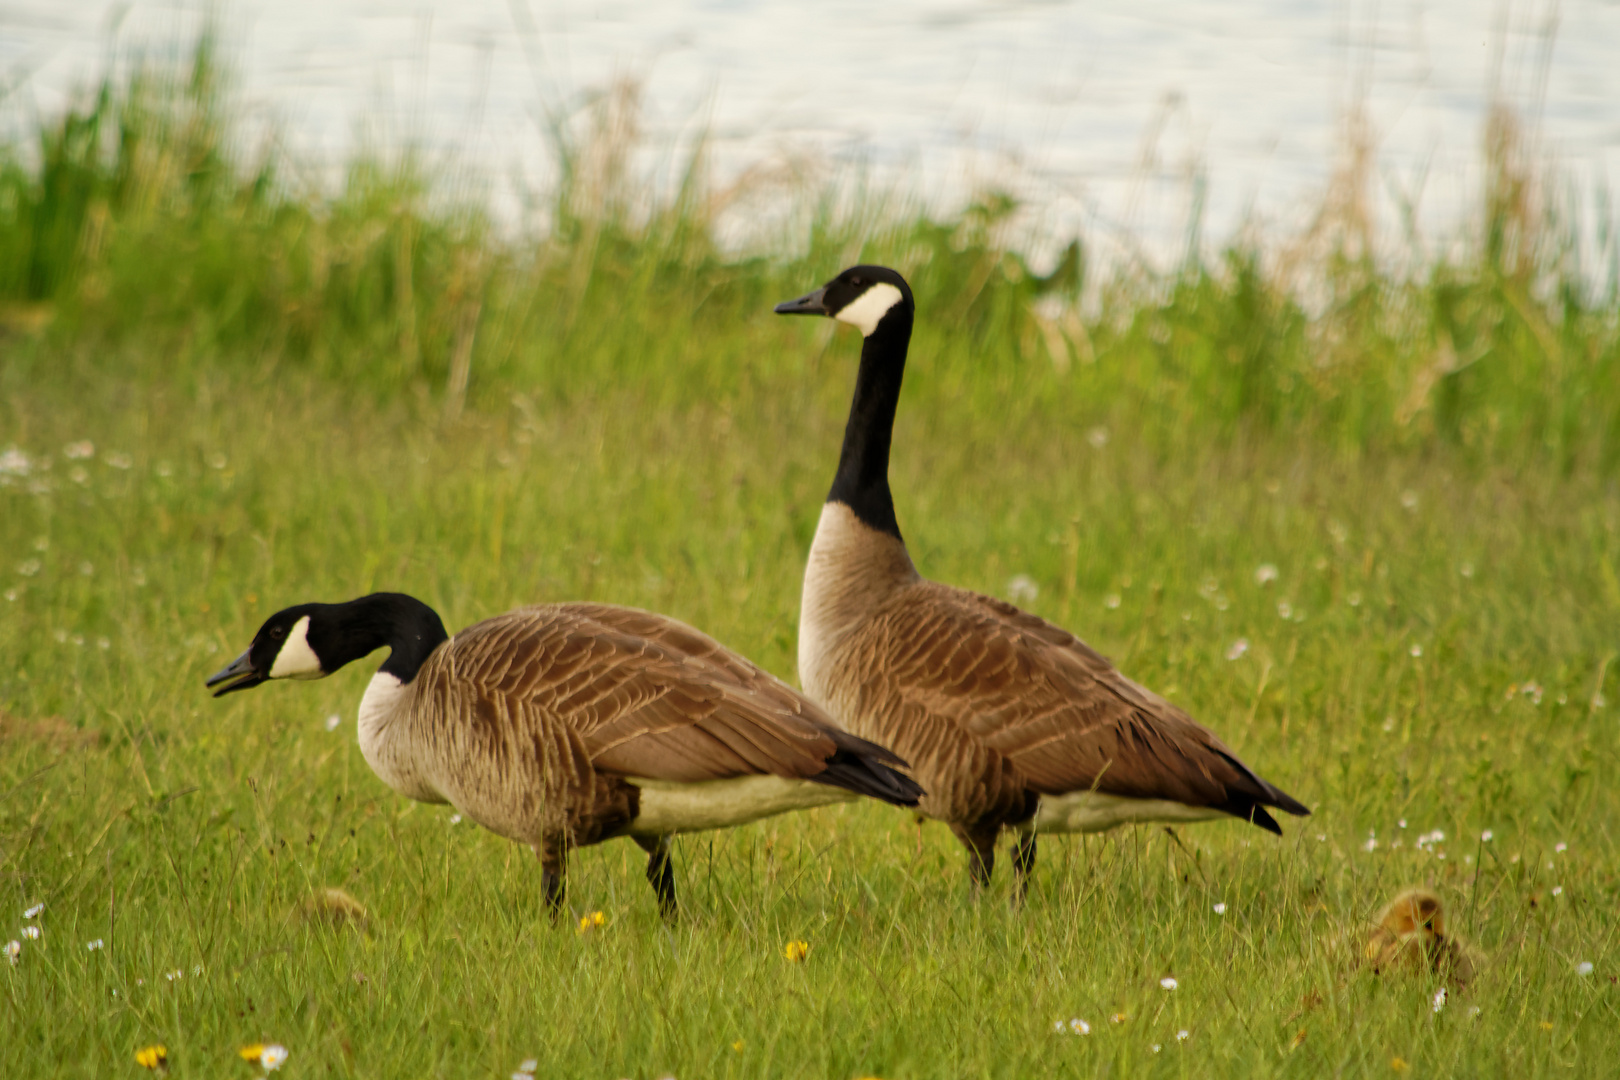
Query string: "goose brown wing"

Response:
xmin=441 ymin=605 xmax=917 ymax=803
xmin=873 ymin=583 xmax=1306 ymax=823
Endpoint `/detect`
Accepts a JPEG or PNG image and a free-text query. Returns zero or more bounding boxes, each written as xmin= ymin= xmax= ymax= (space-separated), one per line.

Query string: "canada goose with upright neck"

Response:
xmin=206 ymin=592 xmax=923 ymax=918
xmin=775 ymin=265 xmax=1308 ymax=893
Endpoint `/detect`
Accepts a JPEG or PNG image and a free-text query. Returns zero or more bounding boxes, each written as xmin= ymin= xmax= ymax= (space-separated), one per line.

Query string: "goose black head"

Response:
xmin=774 ymin=265 xmax=913 ymax=337
xmin=206 ymin=593 xmax=449 ymax=698
xmin=206 ymin=603 xmax=334 ymax=697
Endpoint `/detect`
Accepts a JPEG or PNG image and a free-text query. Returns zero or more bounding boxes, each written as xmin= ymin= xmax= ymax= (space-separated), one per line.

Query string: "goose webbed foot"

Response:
xmin=635 ymin=834 xmax=678 ymax=922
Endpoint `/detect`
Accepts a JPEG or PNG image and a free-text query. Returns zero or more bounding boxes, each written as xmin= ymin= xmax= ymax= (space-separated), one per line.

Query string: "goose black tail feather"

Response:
xmin=1214 ymin=796 xmax=1286 ymax=835
xmin=811 ymin=749 xmax=924 ymax=807
xmin=1211 ymin=748 xmax=1311 ymax=821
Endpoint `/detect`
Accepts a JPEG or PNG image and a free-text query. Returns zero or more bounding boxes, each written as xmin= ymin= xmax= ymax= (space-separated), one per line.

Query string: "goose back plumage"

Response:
xmin=377 ymin=603 xmax=917 ymax=845
xmin=804 ymin=538 xmax=1306 ymax=833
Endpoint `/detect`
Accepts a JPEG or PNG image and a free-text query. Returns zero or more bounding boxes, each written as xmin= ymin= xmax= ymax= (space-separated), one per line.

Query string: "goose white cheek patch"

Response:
xmin=834 ymin=283 xmax=904 ymax=336
xmin=268 ymin=615 xmax=323 ymax=679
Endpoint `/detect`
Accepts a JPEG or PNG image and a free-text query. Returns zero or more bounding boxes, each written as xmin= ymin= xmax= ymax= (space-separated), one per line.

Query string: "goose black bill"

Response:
xmin=206 ymin=648 xmax=265 ymax=697
xmin=773 ymin=287 xmax=829 ymax=316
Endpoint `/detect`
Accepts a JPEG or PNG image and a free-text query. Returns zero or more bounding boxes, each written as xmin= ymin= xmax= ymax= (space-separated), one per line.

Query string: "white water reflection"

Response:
xmin=2 ymin=0 xmax=1616 ymax=271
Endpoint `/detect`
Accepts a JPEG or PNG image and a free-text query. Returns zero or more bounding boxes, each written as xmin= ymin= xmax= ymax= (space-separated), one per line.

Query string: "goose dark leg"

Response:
xmin=1012 ymin=832 xmax=1037 ymax=902
xmin=538 ymin=835 xmax=567 ymax=921
xmin=951 ymin=822 xmax=998 ymax=894
xmin=634 ymin=834 xmax=677 ymax=921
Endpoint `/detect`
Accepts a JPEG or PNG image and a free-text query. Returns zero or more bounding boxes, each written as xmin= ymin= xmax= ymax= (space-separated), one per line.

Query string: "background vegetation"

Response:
xmin=2 ymin=36 xmax=1617 ymax=1079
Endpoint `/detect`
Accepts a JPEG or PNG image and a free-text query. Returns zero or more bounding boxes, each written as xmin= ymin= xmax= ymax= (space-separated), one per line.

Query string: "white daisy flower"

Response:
xmin=0 ymin=448 xmax=32 ymax=476
xmin=1069 ymin=1018 xmax=1090 ymax=1035
xmin=5 ymin=940 xmax=19 ymax=962
xmin=1212 ymin=902 xmax=1227 ymax=915
xmin=1432 ymin=987 xmax=1447 ymax=1013
xmin=1007 ymin=574 xmax=1039 ymax=604
xmin=1160 ymin=977 xmax=1178 ymax=990
xmin=1225 ymin=639 xmax=1248 ymax=661
xmin=22 ymin=926 xmax=40 ymax=940
xmin=1254 ymin=564 xmax=1278 ymax=586
xmin=1576 ymin=962 xmax=1594 ymax=977
xmin=261 ymin=1044 xmax=289 ymax=1070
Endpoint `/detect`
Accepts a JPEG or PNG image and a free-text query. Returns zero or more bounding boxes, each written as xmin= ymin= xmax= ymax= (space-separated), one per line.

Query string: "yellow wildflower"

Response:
xmin=1539 ymin=1020 xmax=1554 ymax=1031
xmin=577 ymin=911 xmax=606 ymax=934
xmin=239 ymin=1044 xmax=266 ymax=1061
xmin=1391 ymin=1058 xmax=1409 ymax=1073
xmin=135 ymin=1045 xmax=168 ymax=1070
xmin=783 ymin=939 xmax=810 ymax=963
xmin=732 ymin=1040 xmax=745 ymax=1053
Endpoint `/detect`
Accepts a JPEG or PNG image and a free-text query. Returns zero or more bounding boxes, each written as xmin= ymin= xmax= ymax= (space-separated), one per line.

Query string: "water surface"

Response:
xmin=3 ymin=0 xmax=1615 ymax=267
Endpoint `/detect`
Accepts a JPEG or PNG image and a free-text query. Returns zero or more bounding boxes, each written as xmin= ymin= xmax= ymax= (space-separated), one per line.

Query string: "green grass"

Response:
xmin=3 ymin=342 xmax=1619 ymax=1078
xmin=3 ymin=31 xmax=1620 ymax=1080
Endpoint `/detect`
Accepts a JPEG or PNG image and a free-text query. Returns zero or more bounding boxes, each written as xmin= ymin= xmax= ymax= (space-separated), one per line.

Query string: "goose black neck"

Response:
xmin=327 ymin=593 xmax=450 ymax=684
xmin=828 ymin=311 xmax=911 ymax=539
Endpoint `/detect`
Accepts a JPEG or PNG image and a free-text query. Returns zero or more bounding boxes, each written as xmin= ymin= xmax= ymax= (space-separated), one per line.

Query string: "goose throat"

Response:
xmin=827 ymin=316 xmax=911 ymax=539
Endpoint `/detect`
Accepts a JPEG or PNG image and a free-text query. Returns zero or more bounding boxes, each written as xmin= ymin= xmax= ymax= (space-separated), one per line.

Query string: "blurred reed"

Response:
xmin=0 ymin=33 xmax=1614 ymax=468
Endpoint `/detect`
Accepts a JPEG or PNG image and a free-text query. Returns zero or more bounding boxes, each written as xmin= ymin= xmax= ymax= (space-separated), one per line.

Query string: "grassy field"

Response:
xmin=3 ymin=37 xmax=1620 ymax=1080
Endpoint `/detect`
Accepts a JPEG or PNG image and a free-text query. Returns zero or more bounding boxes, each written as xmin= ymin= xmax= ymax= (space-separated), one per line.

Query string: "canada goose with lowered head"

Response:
xmin=775 ymin=265 xmax=1308 ymax=893
xmin=207 ymin=592 xmax=923 ymax=918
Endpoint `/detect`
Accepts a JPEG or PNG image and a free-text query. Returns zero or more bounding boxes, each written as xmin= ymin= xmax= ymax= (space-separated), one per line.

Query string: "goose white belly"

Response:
xmin=627 ymin=775 xmax=855 ymax=836
xmin=1022 ymin=790 xmax=1224 ymax=834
